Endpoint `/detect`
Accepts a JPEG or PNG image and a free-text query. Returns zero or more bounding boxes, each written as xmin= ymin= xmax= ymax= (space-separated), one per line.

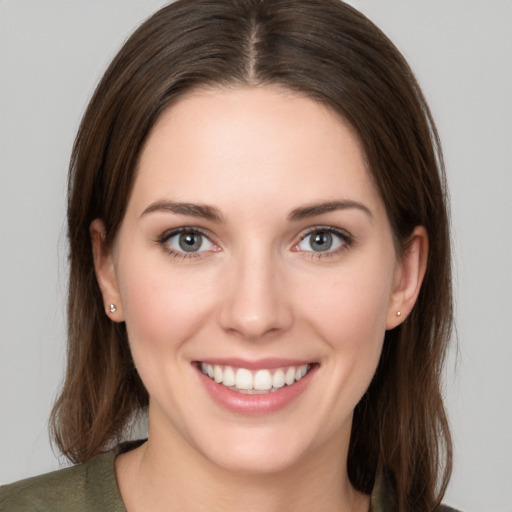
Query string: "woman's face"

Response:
xmin=93 ymin=86 xmax=422 ymax=474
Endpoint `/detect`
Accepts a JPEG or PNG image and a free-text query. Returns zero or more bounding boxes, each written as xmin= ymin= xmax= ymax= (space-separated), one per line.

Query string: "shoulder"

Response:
xmin=0 ymin=448 xmax=125 ymax=512
xmin=0 ymin=463 xmax=89 ymax=511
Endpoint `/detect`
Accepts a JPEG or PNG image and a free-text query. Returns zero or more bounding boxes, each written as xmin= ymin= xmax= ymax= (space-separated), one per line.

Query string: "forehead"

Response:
xmin=130 ymin=86 xmax=383 ymax=217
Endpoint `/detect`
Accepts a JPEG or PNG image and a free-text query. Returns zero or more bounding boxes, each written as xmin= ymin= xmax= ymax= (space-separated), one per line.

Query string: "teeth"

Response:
xmin=235 ymin=368 xmax=253 ymax=390
xmin=223 ymin=366 xmax=236 ymax=386
xmin=285 ymin=367 xmax=296 ymax=385
xmin=272 ymin=369 xmax=285 ymax=388
xmin=254 ymin=369 xmax=272 ymax=391
xmin=200 ymin=363 xmax=311 ymax=393
xmin=213 ymin=365 xmax=223 ymax=383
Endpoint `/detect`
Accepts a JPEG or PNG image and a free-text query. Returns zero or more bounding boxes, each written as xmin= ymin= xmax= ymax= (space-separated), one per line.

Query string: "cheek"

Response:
xmin=116 ymin=254 xmax=217 ymax=361
xmin=299 ymin=254 xmax=395 ymax=387
xmin=305 ymin=264 xmax=393 ymax=344
xmin=115 ymin=257 xmax=221 ymax=415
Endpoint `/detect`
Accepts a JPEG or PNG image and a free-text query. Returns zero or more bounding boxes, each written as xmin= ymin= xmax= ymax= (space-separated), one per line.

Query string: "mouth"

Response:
xmin=198 ymin=362 xmax=313 ymax=394
xmin=194 ymin=359 xmax=317 ymax=414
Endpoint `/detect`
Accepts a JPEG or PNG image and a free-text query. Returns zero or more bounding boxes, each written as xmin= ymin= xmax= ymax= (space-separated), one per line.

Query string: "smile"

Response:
xmin=200 ymin=363 xmax=311 ymax=394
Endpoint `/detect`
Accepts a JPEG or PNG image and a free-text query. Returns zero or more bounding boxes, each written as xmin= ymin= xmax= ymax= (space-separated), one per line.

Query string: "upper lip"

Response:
xmin=194 ymin=358 xmax=315 ymax=370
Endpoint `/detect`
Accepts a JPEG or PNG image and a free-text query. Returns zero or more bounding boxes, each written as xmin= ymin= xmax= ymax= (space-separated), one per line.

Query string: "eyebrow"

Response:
xmin=287 ymin=200 xmax=372 ymax=221
xmin=141 ymin=199 xmax=372 ymax=223
xmin=141 ymin=201 xmax=224 ymax=222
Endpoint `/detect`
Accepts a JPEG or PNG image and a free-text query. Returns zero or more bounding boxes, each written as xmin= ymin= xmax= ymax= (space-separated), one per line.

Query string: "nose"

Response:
xmin=218 ymin=246 xmax=294 ymax=341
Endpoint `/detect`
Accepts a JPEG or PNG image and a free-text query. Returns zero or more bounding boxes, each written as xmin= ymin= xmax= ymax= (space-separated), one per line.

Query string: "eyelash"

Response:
xmin=157 ymin=227 xmax=217 ymax=260
xmin=295 ymin=226 xmax=353 ymax=259
xmin=157 ymin=226 xmax=353 ymax=260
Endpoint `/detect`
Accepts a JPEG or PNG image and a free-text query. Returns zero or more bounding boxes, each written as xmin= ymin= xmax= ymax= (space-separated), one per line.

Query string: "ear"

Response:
xmin=386 ymin=226 xmax=428 ymax=329
xmin=90 ymin=219 xmax=124 ymax=322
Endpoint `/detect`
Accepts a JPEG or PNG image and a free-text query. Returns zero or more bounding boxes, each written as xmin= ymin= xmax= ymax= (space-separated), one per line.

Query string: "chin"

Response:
xmin=190 ymin=421 xmax=328 ymax=477
xmin=204 ymin=441 xmax=306 ymax=476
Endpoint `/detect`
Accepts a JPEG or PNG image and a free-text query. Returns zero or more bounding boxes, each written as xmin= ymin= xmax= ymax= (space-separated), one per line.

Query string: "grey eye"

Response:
xmin=297 ymin=229 xmax=345 ymax=253
xmin=309 ymin=231 xmax=333 ymax=252
xmin=179 ymin=232 xmax=203 ymax=252
xmin=165 ymin=230 xmax=214 ymax=253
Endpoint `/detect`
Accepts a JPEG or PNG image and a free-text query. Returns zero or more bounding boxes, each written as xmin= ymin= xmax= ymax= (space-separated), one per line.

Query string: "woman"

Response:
xmin=0 ymin=0 xmax=458 ymax=511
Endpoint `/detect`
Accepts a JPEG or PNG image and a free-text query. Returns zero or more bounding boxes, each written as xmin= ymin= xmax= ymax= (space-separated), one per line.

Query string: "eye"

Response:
xmin=160 ymin=229 xmax=215 ymax=255
xmin=296 ymin=228 xmax=350 ymax=253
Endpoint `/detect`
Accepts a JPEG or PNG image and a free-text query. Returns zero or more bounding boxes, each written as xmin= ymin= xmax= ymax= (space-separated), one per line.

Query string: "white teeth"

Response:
xmin=235 ymin=368 xmax=253 ymax=390
xmin=254 ymin=369 xmax=272 ymax=391
xmin=285 ymin=367 xmax=296 ymax=385
xmin=200 ymin=363 xmax=311 ymax=393
xmin=213 ymin=365 xmax=223 ymax=383
xmin=272 ymin=369 xmax=285 ymax=388
xmin=223 ymin=366 xmax=236 ymax=386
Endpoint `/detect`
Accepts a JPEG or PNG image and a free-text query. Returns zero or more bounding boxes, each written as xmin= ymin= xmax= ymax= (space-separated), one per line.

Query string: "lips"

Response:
xmin=200 ymin=363 xmax=311 ymax=394
xmin=195 ymin=360 xmax=317 ymax=414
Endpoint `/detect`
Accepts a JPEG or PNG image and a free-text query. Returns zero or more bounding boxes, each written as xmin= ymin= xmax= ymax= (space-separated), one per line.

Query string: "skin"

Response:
xmin=91 ymin=86 xmax=428 ymax=512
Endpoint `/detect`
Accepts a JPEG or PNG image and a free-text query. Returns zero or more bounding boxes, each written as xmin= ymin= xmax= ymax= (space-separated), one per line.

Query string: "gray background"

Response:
xmin=1 ymin=1 xmax=511 ymax=510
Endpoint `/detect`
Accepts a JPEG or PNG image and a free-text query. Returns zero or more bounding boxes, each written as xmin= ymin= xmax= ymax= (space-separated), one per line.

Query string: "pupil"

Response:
xmin=311 ymin=231 xmax=332 ymax=252
xmin=179 ymin=232 xmax=202 ymax=252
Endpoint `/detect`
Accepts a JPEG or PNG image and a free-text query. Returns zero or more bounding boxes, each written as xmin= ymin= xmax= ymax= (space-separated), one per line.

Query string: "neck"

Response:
xmin=116 ymin=409 xmax=369 ymax=512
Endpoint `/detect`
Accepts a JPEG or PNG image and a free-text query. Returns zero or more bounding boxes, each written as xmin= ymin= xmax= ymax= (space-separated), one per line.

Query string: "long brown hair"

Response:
xmin=51 ymin=1 xmax=453 ymax=510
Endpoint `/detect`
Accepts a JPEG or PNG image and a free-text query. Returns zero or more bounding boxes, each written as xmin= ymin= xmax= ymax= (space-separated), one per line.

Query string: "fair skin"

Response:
xmin=91 ymin=86 xmax=427 ymax=512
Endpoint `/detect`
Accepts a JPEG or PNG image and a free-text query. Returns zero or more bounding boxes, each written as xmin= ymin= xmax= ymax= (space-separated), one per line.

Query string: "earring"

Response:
xmin=396 ymin=311 xmax=401 ymax=317
xmin=109 ymin=304 xmax=117 ymax=313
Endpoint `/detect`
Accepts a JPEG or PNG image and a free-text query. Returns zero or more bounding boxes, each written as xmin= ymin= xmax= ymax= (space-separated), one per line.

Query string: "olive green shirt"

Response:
xmin=0 ymin=442 xmax=460 ymax=512
xmin=1 ymin=445 xmax=126 ymax=512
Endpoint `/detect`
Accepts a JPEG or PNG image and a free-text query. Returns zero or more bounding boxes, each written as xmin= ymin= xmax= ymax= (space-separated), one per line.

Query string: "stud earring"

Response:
xmin=396 ymin=311 xmax=401 ymax=317
xmin=109 ymin=304 xmax=117 ymax=313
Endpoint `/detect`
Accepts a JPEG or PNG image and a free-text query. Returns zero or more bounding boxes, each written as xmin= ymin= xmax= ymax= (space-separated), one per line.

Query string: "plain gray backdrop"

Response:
xmin=1 ymin=1 xmax=511 ymax=511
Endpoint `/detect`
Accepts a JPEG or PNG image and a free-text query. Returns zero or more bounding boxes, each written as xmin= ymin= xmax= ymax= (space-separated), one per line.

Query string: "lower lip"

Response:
xmin=195 ymin=365 xmax=317 ymax=415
